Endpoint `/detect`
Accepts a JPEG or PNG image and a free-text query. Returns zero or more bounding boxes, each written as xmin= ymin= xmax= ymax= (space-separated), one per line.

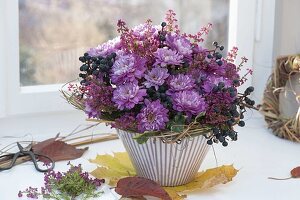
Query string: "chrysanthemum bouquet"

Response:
xmin=63 ymin=10 xmax=256 ymax=146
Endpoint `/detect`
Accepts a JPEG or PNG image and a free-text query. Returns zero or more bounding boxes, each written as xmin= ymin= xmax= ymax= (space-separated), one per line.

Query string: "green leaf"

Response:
xmin=195 ymin=112 xmax=206 ymax=121
xmin=168 ymin=114 xmax=186 ymax=132
xmin=133 ymin=132 xmax=156 ymax=144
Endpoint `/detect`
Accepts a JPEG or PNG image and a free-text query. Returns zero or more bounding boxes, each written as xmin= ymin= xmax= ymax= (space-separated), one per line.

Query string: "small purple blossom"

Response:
xmin=85 ymin=103 xmax=100 ymax=119
xmin=137 ymin=99 xmax=169 ymax=132
xmin=167 ymin=74 xmax=196 ymax=95
xmin=144 ymin=67 xmax=169 ymax=90
xmin=154 ymin=47 xmax=183 ymax=67
xmin=113 ymin=113 xmax=137 ymax=131
xmin=112 ymin=82 xmax=147 ymax=110
xmin=18 ymin=163 xmax=104 ymax=199
xmin=172 ymin=90 xmax=206 ymax=116
xmin=84 ymin=82 xmax=115 ymax=118
xmin=111 ymin=53 xmax=146 ymax=84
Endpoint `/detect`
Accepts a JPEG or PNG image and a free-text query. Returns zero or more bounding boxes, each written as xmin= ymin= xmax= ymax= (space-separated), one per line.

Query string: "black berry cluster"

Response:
xmin=206 ymin=85 xmax=255 ymax=147
xmin=206 ymin=41 xmax=225 ymax=66
xmin=78 ymin=52 xmax=116 ymax=85
xmin=158 ymin=22 xmax=167 ymax=47
xmin=146 ymin=85 xmax=173 ymax=110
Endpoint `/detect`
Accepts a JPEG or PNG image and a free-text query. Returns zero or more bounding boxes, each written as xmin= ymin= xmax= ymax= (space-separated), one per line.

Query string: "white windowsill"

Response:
xmin=20 ymin=84 xmax=64 ymax=94
xmin=0 ymin=110 xmax=112 ymax=138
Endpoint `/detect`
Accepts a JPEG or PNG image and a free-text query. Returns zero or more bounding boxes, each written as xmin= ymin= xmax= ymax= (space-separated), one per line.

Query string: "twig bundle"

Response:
xmin=260 ymin=55 xmax=300 ymax=141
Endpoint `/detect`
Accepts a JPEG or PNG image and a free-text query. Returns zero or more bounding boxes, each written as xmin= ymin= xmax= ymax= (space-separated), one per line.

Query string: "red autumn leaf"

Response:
xmin=32 ymin=137 xmax=88 ymax=162
xmin=115 ymin=177 xmax=172 ymax=200
xmin=291 ymin=166 xmax=300 ymax=178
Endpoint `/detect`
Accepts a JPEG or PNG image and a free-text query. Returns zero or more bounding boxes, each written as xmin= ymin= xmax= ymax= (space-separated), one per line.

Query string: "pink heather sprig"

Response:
xmin=140 ymin=19 xmax=160 ymax=59
xmin=183 ymin=23 xmax=213 ymax=44
xmin=165 ymin=9 xmax=180 ymax=34
xmin=117 ymin=19 xmax=159 ymax=60
xmin=226 ymin=46 xmax=239 ymax=62
xmin=237 ymin=56 xmax=249 ymax=70
xmin=117 ymin=19 xmax=133 ymax=53
xmin=133 ymin=19 xmax=160 ymax=60
xmin=67 ymin=83 xmax=86 ymax=97
xmin=240 ymin=68 xmax=253 ymax=84
xmin=117 ymin=19 xmax=129 ymax=34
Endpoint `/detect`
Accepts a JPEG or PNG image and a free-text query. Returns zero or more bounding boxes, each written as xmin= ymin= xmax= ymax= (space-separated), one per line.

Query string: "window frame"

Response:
xmin=0 ymin=0 xmax=261 ymax=117
xmin=0 ymin=1 xmax=7 ymax=118
xmin=1 ymin=0 xmax=73 ymax=116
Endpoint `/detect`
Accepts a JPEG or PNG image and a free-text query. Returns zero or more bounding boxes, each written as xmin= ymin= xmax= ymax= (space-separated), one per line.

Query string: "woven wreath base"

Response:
xmin=260 ymin=54 xmax=300 ymax=142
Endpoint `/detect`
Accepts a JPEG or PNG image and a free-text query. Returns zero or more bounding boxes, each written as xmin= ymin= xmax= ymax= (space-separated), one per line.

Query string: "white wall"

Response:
xmin=273 ymin=0 xmax=300 ymax=58
xmin=251 ymin=0 xmax=300 ymax=101
xmin=0 ymin=1 xmax=7 ymax=118
xmin=252 ymin=0 xmax=276 ymax=101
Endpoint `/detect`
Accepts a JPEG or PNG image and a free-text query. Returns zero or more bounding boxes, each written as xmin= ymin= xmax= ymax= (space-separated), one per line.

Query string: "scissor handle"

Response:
xmin=0 ymin=153 xmax=21 ymax=171
xmin=26 ymin=151 xmax=55 ymax=172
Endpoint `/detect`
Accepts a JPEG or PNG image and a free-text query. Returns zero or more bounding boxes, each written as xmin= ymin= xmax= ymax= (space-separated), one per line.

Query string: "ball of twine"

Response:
xmin=260 ymin=54 xmax=300 ymax=141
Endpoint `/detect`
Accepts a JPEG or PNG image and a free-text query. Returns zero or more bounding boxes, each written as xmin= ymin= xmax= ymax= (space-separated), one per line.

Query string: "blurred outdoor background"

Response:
xmin=19 ymin=0 xmax=229 ymax=86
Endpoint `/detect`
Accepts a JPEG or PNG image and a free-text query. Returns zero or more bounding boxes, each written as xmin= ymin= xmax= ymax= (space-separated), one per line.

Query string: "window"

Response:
xmin=19 ymin=0 xmax=229 ymax=86
xmin=0 ymin=0 xmax=258 ymax=117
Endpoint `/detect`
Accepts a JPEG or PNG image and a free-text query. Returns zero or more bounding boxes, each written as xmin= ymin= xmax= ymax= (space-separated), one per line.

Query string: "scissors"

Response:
xmin=0 ymin=142 xmax=55 ymax=172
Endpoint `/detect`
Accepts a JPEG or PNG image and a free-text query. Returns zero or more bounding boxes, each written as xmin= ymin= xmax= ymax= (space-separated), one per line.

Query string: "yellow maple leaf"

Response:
xmin=89 ymin=152 xmax=136 ymax=185
xmin=89 ymin=152 xmax=238 ymax=199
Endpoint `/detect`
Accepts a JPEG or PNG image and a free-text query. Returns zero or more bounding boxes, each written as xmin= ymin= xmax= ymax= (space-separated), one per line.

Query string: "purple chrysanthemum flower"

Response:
xmin=132 ymin=23 xmax=159 ymax=39
xmin=166 ymin=33 xmax=193 ymax=57
xmin=172 ymin=90 xmax=206 ymax=116
xmin=88 ymin=37 xmax=121 ymax=57
xmin=154 ymin=47 xmax=183 ymax=67
xmin=137 ymin=99 xmax=169 ymax=132
xmin=166 ymin=74 xmax=196 ymax=95
xmin=144 ymin=67 xmax=169 ymax=90
xmin=202 ymin=76 xmax=232 ymax=93
xmin=205 ymin=59 xmax=226 ymax=76
xmin=111 ymin=53 xmax=146 ymax=84
xmin=112 ymin=82 xmax=147 ymax=110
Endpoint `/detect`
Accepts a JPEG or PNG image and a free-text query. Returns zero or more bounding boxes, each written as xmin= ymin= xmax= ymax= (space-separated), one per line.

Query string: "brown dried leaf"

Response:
xmin=32 ymin=137 xmax=88 ymax=162
xmin=116 ymin=177 xmax=172 ymax=200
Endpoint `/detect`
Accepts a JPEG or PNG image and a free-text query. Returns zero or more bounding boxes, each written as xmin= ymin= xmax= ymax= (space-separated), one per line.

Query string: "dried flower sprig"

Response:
xmin=18 ymin=162 xmax=105 ymax=200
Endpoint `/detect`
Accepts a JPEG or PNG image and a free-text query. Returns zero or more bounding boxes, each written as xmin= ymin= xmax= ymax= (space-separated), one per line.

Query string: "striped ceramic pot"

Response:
xmin=117 ymin=129 xmax=210 ymax=186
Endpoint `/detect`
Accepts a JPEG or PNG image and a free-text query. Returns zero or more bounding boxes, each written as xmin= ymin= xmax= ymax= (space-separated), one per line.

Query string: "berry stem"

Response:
xmin=268 ymin=177 xmax=292 ymax=180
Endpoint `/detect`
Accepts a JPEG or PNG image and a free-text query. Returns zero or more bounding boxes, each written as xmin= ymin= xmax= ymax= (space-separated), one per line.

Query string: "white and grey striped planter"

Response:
xmin=117 ymin=129 xmax=210 ymax=186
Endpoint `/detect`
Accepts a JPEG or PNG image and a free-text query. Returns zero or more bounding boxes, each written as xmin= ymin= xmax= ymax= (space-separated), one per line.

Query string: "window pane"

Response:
xmin=19 ymin=0 xmax=229 ymax=86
